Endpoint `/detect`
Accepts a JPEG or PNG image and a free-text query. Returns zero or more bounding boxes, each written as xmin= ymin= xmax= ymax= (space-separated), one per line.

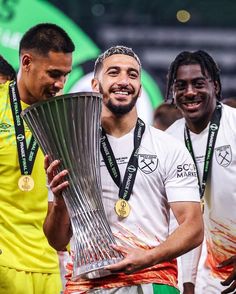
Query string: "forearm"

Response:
xmin=147 ymin=216 xmax=203 ymax=266
xmin=106 ymin=202 xmax=203 ymax=275
xmin=43 ymin=199 xmax=72 ymax=251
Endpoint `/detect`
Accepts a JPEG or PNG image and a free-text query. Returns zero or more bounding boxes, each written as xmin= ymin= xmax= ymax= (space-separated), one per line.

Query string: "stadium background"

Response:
xmin=1 ymin=0 xmax=236 ymax=122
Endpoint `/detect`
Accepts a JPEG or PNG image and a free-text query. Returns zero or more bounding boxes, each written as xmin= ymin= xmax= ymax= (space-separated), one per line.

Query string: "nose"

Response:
xmin=117 ymin=73 xmax=129 ymax=86
xmin=54 ymin=76 xmax=66 ymax=90
xmin=185 ymin=84 xmax=196 ymax=97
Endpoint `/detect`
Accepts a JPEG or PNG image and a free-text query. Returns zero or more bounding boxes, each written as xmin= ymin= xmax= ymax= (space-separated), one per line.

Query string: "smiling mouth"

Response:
xmin=113 ymin=91 xmax=129 ymax=95
xmin=183 ymin=101 xmax=202 ymax=108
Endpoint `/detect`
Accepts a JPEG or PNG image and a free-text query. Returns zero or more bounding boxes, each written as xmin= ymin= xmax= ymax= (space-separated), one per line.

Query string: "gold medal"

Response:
xmin=18 ymin=175 xmax=34 ymax=192
xmin=114 ymin=199 xmax=131 ymax=218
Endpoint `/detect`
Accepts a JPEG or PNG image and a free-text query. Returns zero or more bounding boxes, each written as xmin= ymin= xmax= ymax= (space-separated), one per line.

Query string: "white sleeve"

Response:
xmin=181 ymin=243 xmax=202 ymax=284
xmin=164 ymin=138 xmax=200 ymax=203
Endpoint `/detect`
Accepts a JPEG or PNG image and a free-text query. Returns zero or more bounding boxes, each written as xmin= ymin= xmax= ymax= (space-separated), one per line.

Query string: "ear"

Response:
xmin=214 ymin=81 xmax=220 ymax=95
xmin=91 ymin=78 xmax=99 ymax=92
xmin=21 ymin=53 xmax=32 ymax=72
xmin=138 ymin=85 xmax=142 ymax=98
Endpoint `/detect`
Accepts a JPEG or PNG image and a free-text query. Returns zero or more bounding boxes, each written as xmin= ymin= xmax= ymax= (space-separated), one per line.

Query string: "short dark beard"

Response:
xmin=99 ymin=83 xmax=139 ymax=116
xmin=106 ymin=97 xmax=138 ymax=115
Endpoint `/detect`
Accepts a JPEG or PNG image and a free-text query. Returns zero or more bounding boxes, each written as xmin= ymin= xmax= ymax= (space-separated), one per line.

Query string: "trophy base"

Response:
xmin=72 ymin=257 xmax=122 ymax=280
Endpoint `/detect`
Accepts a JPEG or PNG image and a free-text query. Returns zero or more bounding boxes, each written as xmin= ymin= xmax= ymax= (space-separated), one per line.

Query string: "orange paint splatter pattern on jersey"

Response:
xmin=64 ymin=224 xmax=178 ymax=293
xmin=205 ymin=217 xmax=236 ymax=279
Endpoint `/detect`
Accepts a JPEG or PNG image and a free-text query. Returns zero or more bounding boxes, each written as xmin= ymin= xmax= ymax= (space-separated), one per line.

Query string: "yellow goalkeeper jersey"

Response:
xmin=0 ymin=81 xmax=59 ymax=273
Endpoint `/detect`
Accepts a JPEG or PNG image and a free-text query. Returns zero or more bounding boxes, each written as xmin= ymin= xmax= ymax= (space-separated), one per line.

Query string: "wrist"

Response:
xmin=146 ymin=247 xmax=162 ymax=267
xmin=53 ymin=195 xmax=67 ymax=211
xmin=183 ymin=282 xmax=195 ymax=294
xmin=51 ymin=198 xmax=71 ymax=227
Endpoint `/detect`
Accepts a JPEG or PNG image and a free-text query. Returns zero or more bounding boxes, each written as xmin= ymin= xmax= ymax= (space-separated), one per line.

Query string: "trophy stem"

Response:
xmin=69 ymin=208 xmax=122 ymax=280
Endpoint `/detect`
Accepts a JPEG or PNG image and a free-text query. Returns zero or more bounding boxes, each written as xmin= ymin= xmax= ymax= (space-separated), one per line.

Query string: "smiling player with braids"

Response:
xmin=166 ymin=50 xmax=236 ymax=294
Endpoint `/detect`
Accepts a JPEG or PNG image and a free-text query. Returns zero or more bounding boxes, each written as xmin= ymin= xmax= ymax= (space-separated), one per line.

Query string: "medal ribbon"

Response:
xmin=9 ymin=81 xmax=39 ymax=176
xmin=101 ymin=118 xmax=145 ymax=201
xmin=184 ymin=102 xmax=222 ymax=198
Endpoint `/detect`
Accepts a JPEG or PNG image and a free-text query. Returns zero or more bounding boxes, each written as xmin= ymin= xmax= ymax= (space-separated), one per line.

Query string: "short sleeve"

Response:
xmin=163 ymin=139 xmax=200 ymax=203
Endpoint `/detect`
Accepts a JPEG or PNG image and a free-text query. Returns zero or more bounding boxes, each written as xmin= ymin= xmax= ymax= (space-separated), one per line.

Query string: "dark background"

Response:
xmin=48 ymin=0 xmax=236 ymax=99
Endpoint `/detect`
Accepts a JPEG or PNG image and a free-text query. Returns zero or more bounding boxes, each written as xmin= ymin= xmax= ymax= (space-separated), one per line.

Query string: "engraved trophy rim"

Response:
xmin=21 ymin=91 xmax=103 ymax=117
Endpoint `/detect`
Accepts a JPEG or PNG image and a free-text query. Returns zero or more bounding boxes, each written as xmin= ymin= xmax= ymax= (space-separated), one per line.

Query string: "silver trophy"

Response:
xmin=21 ymin=92 xmax=122 ymax=280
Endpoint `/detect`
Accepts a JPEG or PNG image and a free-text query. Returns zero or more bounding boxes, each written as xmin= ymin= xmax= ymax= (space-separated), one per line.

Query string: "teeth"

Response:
xmin=185 ymin=102 xmax=199 ymax=106
xmin=114 ymin=91 xmax=129 ymax=95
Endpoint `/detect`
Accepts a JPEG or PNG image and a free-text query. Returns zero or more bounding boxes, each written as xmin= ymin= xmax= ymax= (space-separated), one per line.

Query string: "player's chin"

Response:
xmin=115 ymin=96 xmax=134 ymax=105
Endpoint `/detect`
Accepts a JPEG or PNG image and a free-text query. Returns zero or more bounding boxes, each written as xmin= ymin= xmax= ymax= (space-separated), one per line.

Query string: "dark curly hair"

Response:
xmin=19 ymin=23 xmax=75 ymax=56
xmin=0 ymin=55 xmax=16 ymax=81
xmin=165 ymin=50 xmax=222 ymax=101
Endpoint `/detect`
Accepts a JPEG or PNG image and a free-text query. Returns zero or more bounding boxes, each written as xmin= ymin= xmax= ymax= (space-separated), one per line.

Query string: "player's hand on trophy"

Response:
xmin=44 ymin=155 xmax=69 ymax=199
xmin=105 ymin=244 xmax=154 ymax=275
xmin=218 ymin=255 xmax=236 ymax=294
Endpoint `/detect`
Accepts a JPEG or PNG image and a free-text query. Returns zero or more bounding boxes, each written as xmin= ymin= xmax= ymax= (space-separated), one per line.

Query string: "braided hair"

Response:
xmin=165 ymin=50 xmax=222 ymax=101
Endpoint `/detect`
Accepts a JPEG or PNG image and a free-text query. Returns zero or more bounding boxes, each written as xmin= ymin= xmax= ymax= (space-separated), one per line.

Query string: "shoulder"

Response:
xmin=147 ymin=124 xmax=180 ymax=142
xmin=166 ymin=118 xmax=185 ymax=132
xmin=144 ymin=126 xmax=196 ymax=178
xmin=0 ymin=81 xmax=10 ymax=92
xmin=0 ymin=82 xmax=10 ymax=122
xmin=0 ymin=82 xmax=9 ymax=112
xmin=221 ymin=103 xmax=236 ymax=117
xmin=0 ymin=81 xmax=10 ymax=102
xmin=165 ymin=118 xmax=185 ymax=141
xmin=145 ymin=124 xmax=187 ymax=153
xmin=221 ymin=103 xmax=236 ymax=128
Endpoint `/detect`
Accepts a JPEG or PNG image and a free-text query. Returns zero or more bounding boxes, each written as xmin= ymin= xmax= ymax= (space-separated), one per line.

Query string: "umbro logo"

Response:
xmin=0 ymin=122 xmax=11 ymax=132
xmin=0 ymin=122 xmax=11 ymax=130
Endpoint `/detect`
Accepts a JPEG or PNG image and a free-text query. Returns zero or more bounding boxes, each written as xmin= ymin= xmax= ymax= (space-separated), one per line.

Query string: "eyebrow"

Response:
xmin=47 ymin=69 xmax=71 ymax=76
xmin=106 ymin=66 xmax=139 ymax=74
xmin=175 ymin=77 xmax=207 ymax=83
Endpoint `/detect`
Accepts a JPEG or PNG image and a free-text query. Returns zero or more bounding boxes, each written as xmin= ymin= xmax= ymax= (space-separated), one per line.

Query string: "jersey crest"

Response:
xmin=138 ymin=154 xmax=158 ymax=174
xmin=215 ymin=145 xmax=232 ymax=167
